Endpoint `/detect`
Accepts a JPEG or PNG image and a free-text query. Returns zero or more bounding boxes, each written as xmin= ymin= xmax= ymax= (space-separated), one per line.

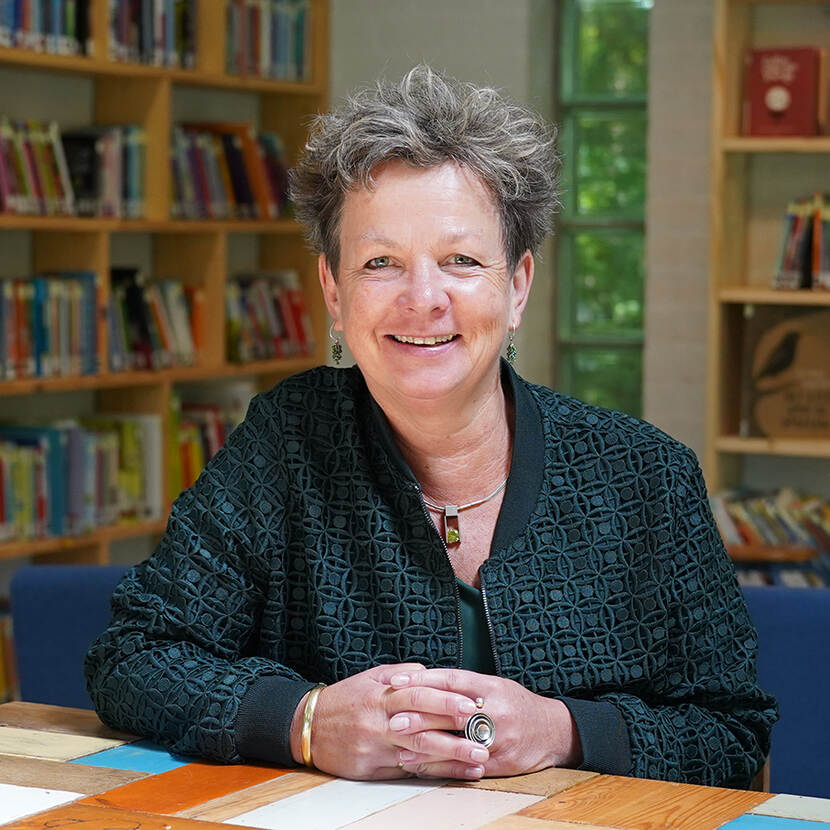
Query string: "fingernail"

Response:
xmin=459 ymin=699 xmax=476 ymax=714
xmin=470 ymin=748 xmax=489 ymax=763
xmin=465 ymin=765 xmax=484 ymax=778
xmin=399 ymin=750 xmax=417 ymax=762
xmin=390 ymin=674 xmax=410 ymax=686
xmin=389 ymin=715 xmax=410 ymax=731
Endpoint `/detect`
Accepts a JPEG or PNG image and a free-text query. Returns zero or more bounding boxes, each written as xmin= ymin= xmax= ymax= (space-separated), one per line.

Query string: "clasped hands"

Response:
xmin=290 ymin=663 xmax=581 ymax=781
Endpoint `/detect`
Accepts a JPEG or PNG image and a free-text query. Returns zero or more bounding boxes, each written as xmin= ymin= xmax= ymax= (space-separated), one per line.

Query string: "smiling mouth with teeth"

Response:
xmin=391 ymin=335 xmax=457 ymax=345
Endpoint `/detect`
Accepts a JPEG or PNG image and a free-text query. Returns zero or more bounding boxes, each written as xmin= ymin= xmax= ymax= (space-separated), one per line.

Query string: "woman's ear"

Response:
xmin=509 ymin=250 xmax=534 ymax=329
xmin=318 ymin=254 xmax=342 ymax=329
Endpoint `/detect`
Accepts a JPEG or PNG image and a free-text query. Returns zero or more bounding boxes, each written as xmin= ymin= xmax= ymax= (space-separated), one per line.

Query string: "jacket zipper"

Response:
xmin=415 ymin=485 xmax=464 ymax=668
xmin=479 ymin=577 xmax=502 ymax=676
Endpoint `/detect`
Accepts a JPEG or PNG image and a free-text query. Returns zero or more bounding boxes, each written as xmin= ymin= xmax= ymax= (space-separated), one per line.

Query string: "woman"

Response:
xmin=86 ymin=66 xmax=776 ymax=787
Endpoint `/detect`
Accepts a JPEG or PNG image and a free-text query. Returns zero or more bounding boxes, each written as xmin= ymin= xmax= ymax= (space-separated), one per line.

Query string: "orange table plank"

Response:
xmin=79 ymin=760 xmax=290 ymax=813
xmin=520 ymin=774 xmax=773 ymax=830
xmin=3 ymin=803 xmax=255 ymax=830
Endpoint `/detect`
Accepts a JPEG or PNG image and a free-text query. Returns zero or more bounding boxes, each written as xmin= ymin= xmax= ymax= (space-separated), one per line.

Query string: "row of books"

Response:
xmin=108 ymin=267 xmax=203 ymax=372
xmin=0 ymin=271 xmax=99 ymax=381
xmin=710 ymin=488 xmax=830 ymax=551
xmin=0 ymin=118 xmax=146 ymax=218
xmin=774 ymin=193 xmax=830 ymax=290
xmin=226 ymin=0 xmax=310 ymax=81
xmin=0 ymin=0 xmax=91 ymax=55
xmin=171 ymin=122 xmax=289 ymax=220
xmin=226 ymin=269 xmax=313 ymax=362
xmin=109 ymin=0 xmax=195 ymax=67
xmin=0 ymin=602 xmax=16 ymax=703
xmin=0 ymin=416 xmax=163 ymax=543
xmin=736 ymin=555 xmax=830 ymax=589
xmin=169 ymin=395 xmax=247 ymax=497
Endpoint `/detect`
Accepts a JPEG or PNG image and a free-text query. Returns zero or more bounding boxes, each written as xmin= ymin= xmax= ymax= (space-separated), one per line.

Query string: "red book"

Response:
xmin=743 ymin=47 xmax=827 ymax=136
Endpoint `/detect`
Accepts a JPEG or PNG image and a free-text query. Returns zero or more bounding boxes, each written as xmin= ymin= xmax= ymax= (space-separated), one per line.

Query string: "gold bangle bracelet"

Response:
xmin=300 ymin=684 xmax=326 ymax=768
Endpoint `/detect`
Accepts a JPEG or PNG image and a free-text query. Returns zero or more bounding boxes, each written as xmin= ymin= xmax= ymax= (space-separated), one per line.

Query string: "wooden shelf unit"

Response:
xmin=707 ymin=0 xmax=830 ymax=495
xmin=0 ymin=0 xmax=329 ymax=565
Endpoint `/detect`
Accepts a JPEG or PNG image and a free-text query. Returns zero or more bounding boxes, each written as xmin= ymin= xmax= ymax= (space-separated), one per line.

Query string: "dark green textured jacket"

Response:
xmin=85 ymin=364 xmax=777 ymax=786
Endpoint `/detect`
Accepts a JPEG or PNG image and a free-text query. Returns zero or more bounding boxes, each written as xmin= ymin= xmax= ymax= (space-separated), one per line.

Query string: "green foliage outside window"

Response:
xmin=556 ymin=0 xmax=651 ymax=418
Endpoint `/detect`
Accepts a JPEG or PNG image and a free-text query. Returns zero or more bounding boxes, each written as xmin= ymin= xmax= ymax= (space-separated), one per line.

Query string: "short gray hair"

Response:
xmin=289 ymin=65 xmax=559 ymax=274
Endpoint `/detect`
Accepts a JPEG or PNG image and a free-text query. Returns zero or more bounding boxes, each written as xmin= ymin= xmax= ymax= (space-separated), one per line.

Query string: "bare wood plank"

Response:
xmin=0 ymin=702 xmax=137 ymax=742
xmin=0 ymin=754 xmax=147 ymax=793
xmin=81 ymin=761 xmax=289 ymax=813
xmin=1 ymin=803 xmax=256 ymax=830
xmin=480 ymin=817 xmax=617 ymax=830
xmin=520 ymin=775 xmax=772 ymax=830
xmin=176 ymin=769 xmax=333 ymax=821
xmin=452 ymin=768 xmax=597 ymax=798
xmin=0 ymin=727 xmax=126 ymax=761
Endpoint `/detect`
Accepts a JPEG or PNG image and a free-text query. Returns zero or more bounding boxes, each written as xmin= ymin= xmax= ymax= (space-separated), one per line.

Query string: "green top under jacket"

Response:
xmin=85 ymin=362 xmax=777 ymax=787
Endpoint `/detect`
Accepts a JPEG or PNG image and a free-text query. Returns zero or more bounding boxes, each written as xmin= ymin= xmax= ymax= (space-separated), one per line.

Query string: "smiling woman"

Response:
xmin=85 ymin=65 xmax=777 ymax=790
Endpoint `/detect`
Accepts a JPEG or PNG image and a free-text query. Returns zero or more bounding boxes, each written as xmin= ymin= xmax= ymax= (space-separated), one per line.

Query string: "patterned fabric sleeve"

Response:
xmin=84 ymin=395 xmax=308 ymax=763
xmin=589 ymin=447 xmax=778 ymax=787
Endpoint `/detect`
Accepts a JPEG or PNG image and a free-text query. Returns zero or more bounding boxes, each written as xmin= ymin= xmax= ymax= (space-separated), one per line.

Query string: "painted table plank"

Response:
xmin=226 ymin=777 xmax=441 ymax=830
xmin=81 ymin=760 xmax=289 ymax=813
xmin=520 ymin=775 xmax=773 ymax=830
xmin=454 ymin=768 xmax=597 ymax=797
xmin=0 ymin=702 xmax=136 ymax=742
xmin=0 ymin=803 xmax=256 ymax=830
xmin=751 ymin=794 xmax=830 ymax=823
xmin=721 ymin=815 xmax=827 ymax=829
xmin=177 ymin=770 xmax=333 ymax=821
xmin=0 ymin=753 xmax=147 ymax=794
xmin=69 ymin=739 xmax=191 ymax=773
xmin=345 ymin=786 xmax=543 ymax=830
xmin=0 ymin=726 xmax=125 ymax=761
xmin=0 ymin=782 xmax=83 ymax=825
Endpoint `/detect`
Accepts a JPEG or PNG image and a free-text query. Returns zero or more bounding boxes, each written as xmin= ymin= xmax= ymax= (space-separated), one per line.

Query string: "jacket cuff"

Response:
xmin=558 ymin=696 xmax=632 ymax=775
xmin=235 ymin=676 xmax=317 ymax=766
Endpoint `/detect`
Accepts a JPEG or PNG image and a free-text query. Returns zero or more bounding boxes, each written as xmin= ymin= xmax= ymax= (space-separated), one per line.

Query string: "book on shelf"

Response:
xmin=167 ymin=388 xmax=249 ymax=497
xmin=774 ymin=192 xmax=830 ymax=290
xmin=0 ymin=599 xmax=17 ymax=703
xmin=225 ymin=268 xmax=313 ymax=363
xmin=711 ymin=488 xmax=830 ymax=587
xmin=225 ymin=0 xmax=311 ymax=81
xmin=108 ymin=267 xmax=197 ymax=372
xmin=0 ymin=271 xmax=99 ymax=381
xmin=0 ymin=415 xmax=164 ymax=544
xmin=739 ymin=304 xmax=830 ymax=438
xmin=108 ymin=0 xmax=196 ymax=68
xmin=0 ymin=0 xmax=92 ymax=56
xmin=171 ymin=122 xmax=289 ymax=220
xmin=742 ymin=46 xmax=828 ymax=137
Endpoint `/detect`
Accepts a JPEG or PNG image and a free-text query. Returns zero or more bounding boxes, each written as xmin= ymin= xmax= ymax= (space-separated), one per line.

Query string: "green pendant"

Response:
xmin=446 ymin=527 xmax=460 ymax=544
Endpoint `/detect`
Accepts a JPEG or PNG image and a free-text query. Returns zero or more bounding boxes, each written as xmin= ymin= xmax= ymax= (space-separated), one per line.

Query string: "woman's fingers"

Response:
xmin=389 ymin=710 xmax=468 ymax=734
xmin=393 ymin=726 xmax=489 ymax=767
xmin=398 ymin=754 xmax=486 ymax=780
xmin=385 ymin=684 xmax=478 ymax=720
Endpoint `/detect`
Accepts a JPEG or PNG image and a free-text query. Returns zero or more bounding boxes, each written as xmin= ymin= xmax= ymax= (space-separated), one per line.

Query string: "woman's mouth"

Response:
xmin=390 ymin=334 xmax=457 ymax=345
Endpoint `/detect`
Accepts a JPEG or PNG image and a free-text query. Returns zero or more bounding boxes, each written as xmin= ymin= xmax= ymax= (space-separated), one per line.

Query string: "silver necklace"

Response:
xmin=422 ymin=477 xmax=508 ymax=545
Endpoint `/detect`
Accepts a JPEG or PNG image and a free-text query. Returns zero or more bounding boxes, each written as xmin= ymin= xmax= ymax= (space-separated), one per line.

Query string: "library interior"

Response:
xmin=1 ymin=1 xmax=830 ymax=828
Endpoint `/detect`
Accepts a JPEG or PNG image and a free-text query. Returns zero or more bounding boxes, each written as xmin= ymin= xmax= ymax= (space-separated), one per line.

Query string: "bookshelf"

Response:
xmin=0 ymin=0 xmax=330 ymax=566
xmin=707 ymin=0 xmax=830 ymax=496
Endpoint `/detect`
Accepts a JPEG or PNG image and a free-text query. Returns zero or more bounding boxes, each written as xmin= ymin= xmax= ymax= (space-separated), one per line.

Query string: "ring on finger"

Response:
xmin=474 ymin=697 xmax=484 ymax=709
xmin=464 ymin=712 xmax=496 ymax=748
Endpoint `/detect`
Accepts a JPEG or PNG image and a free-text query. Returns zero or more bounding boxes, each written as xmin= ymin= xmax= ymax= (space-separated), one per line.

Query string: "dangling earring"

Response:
xmin=329 ymin=322 xmax=342 ymax=365
xmin=506 ymin=327 xmax=517 ymax=364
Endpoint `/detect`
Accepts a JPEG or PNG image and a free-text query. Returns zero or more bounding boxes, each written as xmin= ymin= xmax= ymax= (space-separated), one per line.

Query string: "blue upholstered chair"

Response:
xmin=742 ymin=585 xmax=830 ymax=798
xmin=10 ymin=564 xmax=128 ymax=709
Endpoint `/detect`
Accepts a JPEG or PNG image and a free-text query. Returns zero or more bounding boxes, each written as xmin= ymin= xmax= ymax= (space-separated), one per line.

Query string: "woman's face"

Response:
xmin=319 ymin=160 xmax=533 ymax=408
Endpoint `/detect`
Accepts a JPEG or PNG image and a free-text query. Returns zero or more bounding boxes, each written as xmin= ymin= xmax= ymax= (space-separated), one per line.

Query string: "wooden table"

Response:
xmin=1 ymin=701 xmax=828 ymax=830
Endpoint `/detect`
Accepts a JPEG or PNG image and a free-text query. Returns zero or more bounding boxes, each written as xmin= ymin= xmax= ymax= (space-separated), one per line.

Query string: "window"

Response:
xmin=555 ymin=0 xmax=651 ymax=417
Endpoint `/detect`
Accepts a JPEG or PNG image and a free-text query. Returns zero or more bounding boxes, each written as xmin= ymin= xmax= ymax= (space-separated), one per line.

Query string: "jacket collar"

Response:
xmin=360 ymin=360 xmax=545 ymax=556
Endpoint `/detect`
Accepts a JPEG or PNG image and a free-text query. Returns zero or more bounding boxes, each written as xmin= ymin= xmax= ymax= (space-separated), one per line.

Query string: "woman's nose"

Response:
xmin=400 ymin=262 xmax=449 ymax=313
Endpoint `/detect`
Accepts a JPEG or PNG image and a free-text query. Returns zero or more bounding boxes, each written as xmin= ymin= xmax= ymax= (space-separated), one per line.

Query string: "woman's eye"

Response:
xmin=366 ymin=256 xmax=392 ymax=269
xmin=450 ymin=254 xmax=478 ymax=266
